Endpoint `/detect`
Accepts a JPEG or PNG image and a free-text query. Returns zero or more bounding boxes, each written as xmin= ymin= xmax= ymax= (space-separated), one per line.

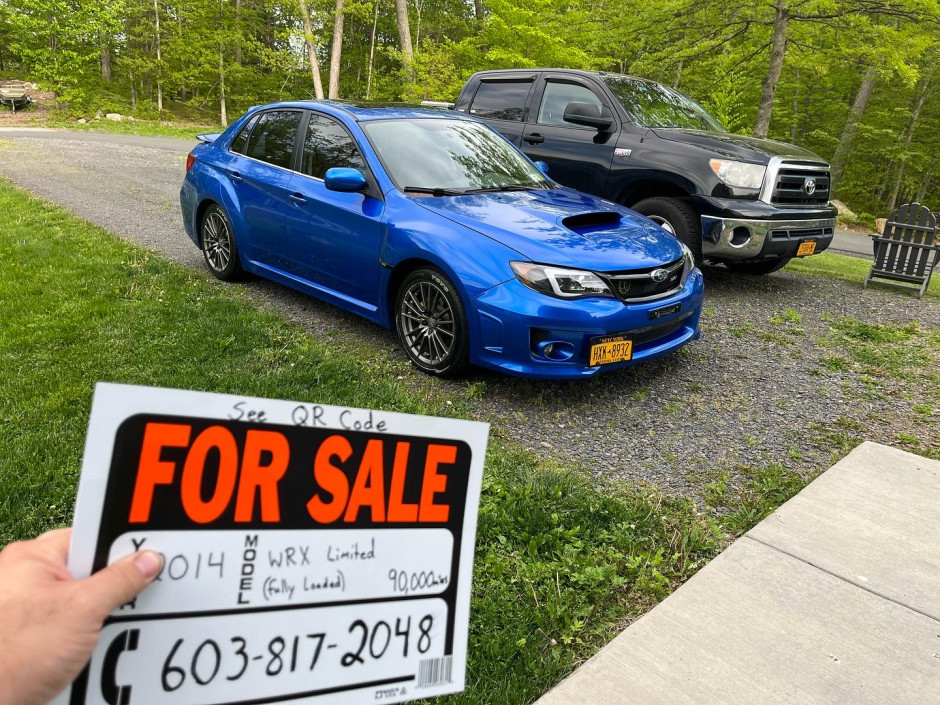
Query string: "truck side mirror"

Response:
xmin=563 ymin=102 xmax=613 ymax=131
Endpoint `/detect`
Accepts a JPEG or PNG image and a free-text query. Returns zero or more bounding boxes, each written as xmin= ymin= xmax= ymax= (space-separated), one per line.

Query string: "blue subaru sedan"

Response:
xmin=180 ymin=102 xmax=704 ymax=379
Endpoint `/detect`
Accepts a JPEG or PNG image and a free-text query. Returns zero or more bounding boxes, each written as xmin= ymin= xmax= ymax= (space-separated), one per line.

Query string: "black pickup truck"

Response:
xmin=453 ymin=69 xmax=837 ymax=274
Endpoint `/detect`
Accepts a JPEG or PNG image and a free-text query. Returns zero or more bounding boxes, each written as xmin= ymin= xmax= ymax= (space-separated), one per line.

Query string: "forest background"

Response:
xmin=1 ymin=0 xmax=939 ymax=218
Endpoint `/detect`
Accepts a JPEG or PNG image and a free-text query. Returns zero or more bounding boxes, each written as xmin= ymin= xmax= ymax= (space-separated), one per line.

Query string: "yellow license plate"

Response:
xmin=590 ymin=336 xmax=633 ymax=366
xmin=797 ymin=240 xmax=817 ymax=256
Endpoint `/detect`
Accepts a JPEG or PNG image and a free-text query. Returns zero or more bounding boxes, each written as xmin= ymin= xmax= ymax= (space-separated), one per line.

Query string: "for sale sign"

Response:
xmin=56 ymin=383 xmax=489 ymax=705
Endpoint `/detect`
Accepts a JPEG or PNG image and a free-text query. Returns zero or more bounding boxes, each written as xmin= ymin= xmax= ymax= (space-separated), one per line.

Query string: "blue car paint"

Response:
xmin=181 ymin=101 xmax=705 ymax=379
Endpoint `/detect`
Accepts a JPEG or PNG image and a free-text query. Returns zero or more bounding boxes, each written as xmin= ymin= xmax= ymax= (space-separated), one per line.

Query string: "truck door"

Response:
xmin=520 ymin=76 xmax=618 ymax=198
xmin=464 ymin=75 xmax=537 ymax=147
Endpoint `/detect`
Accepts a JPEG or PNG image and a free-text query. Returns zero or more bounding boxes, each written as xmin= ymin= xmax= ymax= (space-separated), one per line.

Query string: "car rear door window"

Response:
xmin=537 ymin=81 xmax=604 ymax=126
xmin=229 ymin=113 xmax=259 ymax=154
xmin=301 ymin=114 xmax=367 ymax=179
xmin=245 ymin=110 xmax=302 ymax=169
xmin=469 ymin=80 xmax=530 ymax=122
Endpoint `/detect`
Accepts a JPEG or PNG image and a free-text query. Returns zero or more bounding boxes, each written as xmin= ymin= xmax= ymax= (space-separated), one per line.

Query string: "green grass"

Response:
xmin=0 ymin=180 xmax=730 ymax=704
xmin=785 ymin=252 xmax=940 ymax=299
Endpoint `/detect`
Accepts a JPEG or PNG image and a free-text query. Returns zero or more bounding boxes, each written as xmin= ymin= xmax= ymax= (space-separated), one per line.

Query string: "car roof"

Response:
xmin=246 ymin=100 xmax=474 ymax=123
xmin=470 ymin=68 xmax=655 ymax=84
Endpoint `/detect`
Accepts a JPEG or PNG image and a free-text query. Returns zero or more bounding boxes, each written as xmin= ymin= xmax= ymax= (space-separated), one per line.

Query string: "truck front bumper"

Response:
xmin=700 ymin=214 xmax=835 ymax=261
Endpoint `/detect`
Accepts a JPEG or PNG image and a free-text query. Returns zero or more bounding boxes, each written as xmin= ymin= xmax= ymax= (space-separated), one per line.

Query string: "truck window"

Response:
xmin=468 ymin=81 xmax=530 ymax=122
xmin=537 ymin=82 xmax=603 ymax=126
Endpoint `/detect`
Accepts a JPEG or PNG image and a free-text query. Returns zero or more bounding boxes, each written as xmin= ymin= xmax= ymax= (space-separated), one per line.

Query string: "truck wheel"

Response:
xmin=724 ymin=257 xmax=792 ymax=275
xmin=631 ymin=197 xmax=702 ymax=264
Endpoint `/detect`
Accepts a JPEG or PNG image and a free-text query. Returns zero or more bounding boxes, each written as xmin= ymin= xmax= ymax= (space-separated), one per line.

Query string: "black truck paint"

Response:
xmin=453 ymin=69 xmax=837 ymax=274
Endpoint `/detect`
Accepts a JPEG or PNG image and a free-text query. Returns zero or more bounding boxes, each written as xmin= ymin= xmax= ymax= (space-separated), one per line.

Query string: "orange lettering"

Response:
xmin=308 ymin=435 xmax=352 ymax=523
xmin=387 ymin=442 xmax=418 ymax=522
xmin=344 ymin=439 xmax=386 ymax=522
xmin=234 ymin=430 xmax=289 ymax=522
xmin=181 ymin=426 xmax=238 ymax=523
xmin=129 ymin=423 xmax=192 ymax=523
xmin=419 ymin=444 xmax=455 ymax=522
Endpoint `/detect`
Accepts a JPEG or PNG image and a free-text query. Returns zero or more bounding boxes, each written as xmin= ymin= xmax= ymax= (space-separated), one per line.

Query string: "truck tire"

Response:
xmin=631 ymin=197 xmax=702 ymax=264
xmin=724 ymin=257 xmax=792 ymax=275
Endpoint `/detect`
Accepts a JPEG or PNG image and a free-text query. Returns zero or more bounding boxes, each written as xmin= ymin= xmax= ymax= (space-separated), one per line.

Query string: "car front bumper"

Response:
xmin=469 ymin=270 xmax=705 ymax=379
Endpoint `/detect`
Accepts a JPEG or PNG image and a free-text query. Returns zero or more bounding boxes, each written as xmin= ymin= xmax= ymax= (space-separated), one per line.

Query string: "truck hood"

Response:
xmin=416 ymin=187 xmax=683 ymax=271
xmin=652 ymin=128 xmax=826 ymax=163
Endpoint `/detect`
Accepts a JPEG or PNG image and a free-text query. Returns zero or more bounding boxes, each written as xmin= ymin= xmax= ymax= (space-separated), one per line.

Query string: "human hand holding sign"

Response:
xmin=0 ymin=528 xmax=163 ymax=705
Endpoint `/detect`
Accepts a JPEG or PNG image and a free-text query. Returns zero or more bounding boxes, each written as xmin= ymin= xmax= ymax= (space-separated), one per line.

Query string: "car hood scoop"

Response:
xmin=561 ymin=210 xmax=623 ymax=234
xmin=416 ymin=189 xmax=682 ymax=270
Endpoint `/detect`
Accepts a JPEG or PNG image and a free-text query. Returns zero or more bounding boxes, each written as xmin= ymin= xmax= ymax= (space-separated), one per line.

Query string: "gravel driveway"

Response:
xmin=2 ymin=130 xmax=937 ymax=500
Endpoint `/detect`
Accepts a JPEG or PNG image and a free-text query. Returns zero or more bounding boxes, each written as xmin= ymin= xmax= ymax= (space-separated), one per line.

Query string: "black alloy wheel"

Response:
xmin=200 ymin=204 xmax=244 ymax=281
xmin=631 ymin=196 xmax=703 ymax=265
xmin=395 ymin=268 xmax=470 ymax=377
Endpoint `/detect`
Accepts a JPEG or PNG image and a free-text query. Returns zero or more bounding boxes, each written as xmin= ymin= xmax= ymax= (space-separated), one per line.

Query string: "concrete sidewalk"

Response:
xmin=537 ymin=442 xmax=940 ymax=704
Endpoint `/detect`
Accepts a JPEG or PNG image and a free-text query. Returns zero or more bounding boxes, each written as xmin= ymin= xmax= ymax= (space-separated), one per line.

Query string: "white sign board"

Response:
xmin=56 ymin=383 xmax=489 ymax=705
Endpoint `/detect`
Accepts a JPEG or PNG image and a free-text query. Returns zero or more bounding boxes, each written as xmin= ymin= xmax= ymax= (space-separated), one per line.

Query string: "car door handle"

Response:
xmin=227 ymin=170 xmax=243 ymax=183
xmin=289 ymin=193 xmax=307 ymax=204
xmin=524 ymin=133 xmax=545 ymax=144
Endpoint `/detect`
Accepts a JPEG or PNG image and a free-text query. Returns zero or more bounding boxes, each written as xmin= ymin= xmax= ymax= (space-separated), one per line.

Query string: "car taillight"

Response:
xmin=185 ymin=152 xmax=196 ymax=173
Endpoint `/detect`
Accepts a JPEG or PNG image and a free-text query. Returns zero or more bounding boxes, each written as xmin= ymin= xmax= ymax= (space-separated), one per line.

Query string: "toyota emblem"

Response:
xmin=651 ymin=268 xmax=668 ymax=283
xmin=803 ymin=178 xmax=817 ymax=195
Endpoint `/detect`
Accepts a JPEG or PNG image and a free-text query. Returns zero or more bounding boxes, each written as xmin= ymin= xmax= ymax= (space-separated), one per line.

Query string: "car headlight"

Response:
xmin=510 ymin=261 xmax=613 ymax=299
xmin=678 ymin=240 xmax=695 ymax=283
xmin=709 ymin=159 xmax=766 ymax=190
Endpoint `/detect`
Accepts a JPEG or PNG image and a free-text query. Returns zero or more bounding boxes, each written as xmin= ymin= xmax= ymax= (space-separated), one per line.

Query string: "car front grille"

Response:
xmin=603 ymin=256 xmax=685 ymax=302
xmin=769 ymin=225 xmax=834 ymax=241
xmin=771 ymin=164 xmax=831 ymax=205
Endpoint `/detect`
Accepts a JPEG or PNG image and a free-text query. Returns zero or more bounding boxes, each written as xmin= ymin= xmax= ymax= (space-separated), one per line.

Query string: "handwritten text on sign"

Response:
xmin=59 ymin=384 xmax=488 ymax=705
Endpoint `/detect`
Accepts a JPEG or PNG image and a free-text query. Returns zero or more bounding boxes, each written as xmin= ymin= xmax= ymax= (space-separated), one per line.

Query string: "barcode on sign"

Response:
xmin=417 ymin=655 xmax=453 ymax=688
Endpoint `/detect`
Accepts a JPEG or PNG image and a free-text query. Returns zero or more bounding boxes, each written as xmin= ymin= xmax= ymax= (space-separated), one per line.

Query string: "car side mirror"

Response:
xmin=324 ymin=167 xmax=367 ymax=192
xmin=563 ymin=102 xmax=613 ymax=131
xmin=534 ymin=160 xmax=549 ymax=175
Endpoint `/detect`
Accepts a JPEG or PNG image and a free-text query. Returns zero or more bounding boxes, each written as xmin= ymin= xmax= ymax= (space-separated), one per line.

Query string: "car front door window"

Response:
xmin=302 ymin=114 xmax=368 ymax=179
xmin=537 ymin=81 xmax=604 ymax=127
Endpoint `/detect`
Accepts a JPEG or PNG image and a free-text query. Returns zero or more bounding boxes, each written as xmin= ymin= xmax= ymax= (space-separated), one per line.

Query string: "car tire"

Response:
xmin=724 ymin=257 xmax=792 ymax=275
xmin=631 ymin=197 xmax=703 ymax=265
xmin=200 ymin=204 xmax=244 ymax=281
xmin=395 ymin=268 xmax=470 ymax=378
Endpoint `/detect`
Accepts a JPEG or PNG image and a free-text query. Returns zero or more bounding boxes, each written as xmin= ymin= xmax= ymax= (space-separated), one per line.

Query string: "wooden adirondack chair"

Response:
xmin=865 ymin=203 xmax=939 ymax=298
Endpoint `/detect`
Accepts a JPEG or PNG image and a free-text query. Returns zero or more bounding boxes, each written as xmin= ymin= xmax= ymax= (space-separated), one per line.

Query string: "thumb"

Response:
xmin=76 ymin=551 xmax=163 ymax=619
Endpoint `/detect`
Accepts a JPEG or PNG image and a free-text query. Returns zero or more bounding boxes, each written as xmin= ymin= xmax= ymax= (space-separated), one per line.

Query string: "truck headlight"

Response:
xmin=709 ymin=159 xmax=766 ymax=190
xmin=510 ymin=262 xmax=613 ymax=299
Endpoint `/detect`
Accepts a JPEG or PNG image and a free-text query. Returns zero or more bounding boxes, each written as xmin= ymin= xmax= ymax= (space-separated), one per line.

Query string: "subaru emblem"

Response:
xmin=803 ymin=178 xmax=817 ymax=195
xmin=651 ymin=268 xmax=668 ymax=283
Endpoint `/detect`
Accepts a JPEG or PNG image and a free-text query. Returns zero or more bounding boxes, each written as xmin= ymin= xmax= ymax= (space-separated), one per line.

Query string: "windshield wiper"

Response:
xmin=463 ymin=184 xmax=539 ymax=194
xmin=402 ymin=186 xmax=468 ymax=197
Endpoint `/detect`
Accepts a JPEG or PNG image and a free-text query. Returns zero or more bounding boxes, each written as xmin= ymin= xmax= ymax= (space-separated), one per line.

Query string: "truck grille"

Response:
xmin=603 ymin=256 xmax=685 ymax=302
xmin=771 ymin=164 xmax=831 ymax=205
xmin=769 ymin=225 xmax=834 ymax=241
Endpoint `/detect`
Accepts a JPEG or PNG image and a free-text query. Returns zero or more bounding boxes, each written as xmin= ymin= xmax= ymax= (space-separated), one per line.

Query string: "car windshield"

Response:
xmin=602 ymin=76 xmax=727 ymax=132
xmin=361 ymin=118 xmax=551 ymax=194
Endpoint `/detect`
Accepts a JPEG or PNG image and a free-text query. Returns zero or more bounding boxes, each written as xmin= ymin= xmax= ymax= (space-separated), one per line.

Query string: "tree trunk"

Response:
xmin=830 ymin=65 xmax=878 ymax=192
xmin=234 ymin=0 xmax=242 ymax=65
xmin=100 ymin=31 xmax=112 ymax=82
xmin=219 ymin=41 xmax=227 ymax=125
xmin=790 ymin=67 xmax=799 ymax=143
xmin=886 ymin=77 xmax=932 ymax=211
xmin=753 ymin=0 xmax=789 ymax=138
xmin=474 ymin=0 xmax=483 ymax=22
xmin=394 ymin=0 xmax=414 ymax=73
xmin=673 ymin=59 xmax=683 ymax=89
xmin=366 ymin=0 xmax=380 ymax=99
xmin=915 ymin=168 xmax=933 ymax=203
xmin=153 ymin=0 xmax=163 ymax=113
xmin=328 ymin=0 xmax=346 ymax=99
xmin=298 ymin=0 xmax=325 ymax=99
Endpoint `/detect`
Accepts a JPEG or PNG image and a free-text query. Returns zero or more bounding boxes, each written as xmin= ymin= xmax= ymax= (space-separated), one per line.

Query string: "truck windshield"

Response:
xmin=361 ymin=118 xmax=551 ymax=194
xmin=602 ymin=76 xmax=727 ymax=132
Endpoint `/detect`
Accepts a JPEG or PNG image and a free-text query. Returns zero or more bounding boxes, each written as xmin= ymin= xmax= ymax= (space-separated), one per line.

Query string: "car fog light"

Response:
xmin=535 ymin=340 xmax=575 ymax=361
